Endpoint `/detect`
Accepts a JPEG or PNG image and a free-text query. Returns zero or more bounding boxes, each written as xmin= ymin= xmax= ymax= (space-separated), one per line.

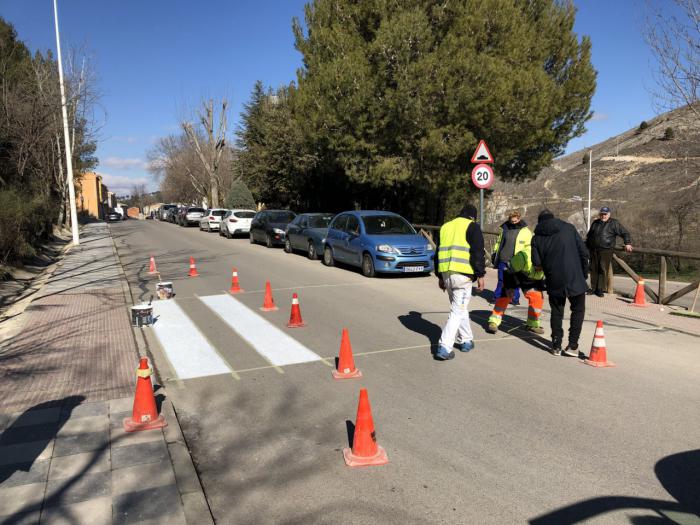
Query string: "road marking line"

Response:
xmin=198 ymin=294 xmax=323 ymax=367
xmin=238 ymin=282 xmax=372 ymax=294
xmin=151 ymin=300 xmax=235 ymax=380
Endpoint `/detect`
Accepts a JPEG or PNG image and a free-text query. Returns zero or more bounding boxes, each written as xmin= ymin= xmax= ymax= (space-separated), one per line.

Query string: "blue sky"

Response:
xmin=0 ymin=0 xmax=664 ymax=195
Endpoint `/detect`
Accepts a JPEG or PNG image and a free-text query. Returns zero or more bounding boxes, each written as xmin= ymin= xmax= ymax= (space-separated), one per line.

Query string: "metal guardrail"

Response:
xmin=413 ymin=223 xmax=700 ymax=306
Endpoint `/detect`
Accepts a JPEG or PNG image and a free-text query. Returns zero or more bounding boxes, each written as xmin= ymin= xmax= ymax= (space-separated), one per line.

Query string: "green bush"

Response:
xmin=639 ymin=120 xmax=649 ymax=130
xmin=664 ymin=127 xmax=675 ymax=140
xmin=0 ymin=189 xmax=54 ymax=264
xmin=582 ymin=152 xmax=591 ymax=165
xmin=225 ymin=179 xmax=256 ymax=210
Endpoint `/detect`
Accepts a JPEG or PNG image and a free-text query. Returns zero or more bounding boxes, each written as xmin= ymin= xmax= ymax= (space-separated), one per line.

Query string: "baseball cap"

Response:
xmin=599 ymin=206 xmax=611 ymax=214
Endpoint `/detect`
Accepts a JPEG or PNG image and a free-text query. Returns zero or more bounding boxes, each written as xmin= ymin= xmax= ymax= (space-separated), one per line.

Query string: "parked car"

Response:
xmin=284 ymin=213 xmax=335 ymax=260
xmin=159 ymin=204 xmax=177 ymax=221
xmin=199 ymin=208 xmax=228 ymax=232
xmin=219 ymin=209 xmax=256 ymax=238
xmin=322 ymin=210 xmax=434 ymax=277
xmin=179 ymin=207 xmax=206 ymax=227
xmin=106 ymin=210 xmax=121 ymax=222
xmin=249 ymin=210 xmax=297 ymax=248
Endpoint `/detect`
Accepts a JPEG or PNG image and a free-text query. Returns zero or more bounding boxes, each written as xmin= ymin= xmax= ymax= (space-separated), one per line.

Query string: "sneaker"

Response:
xmin=486 ymin=323 xmax=499 ymax=334
xmin=550 ymin=341 xmax=562 ymax=356
xmin=525 ymin=325 xmax=545 ymax=334
xmin=458 ymin=340 xmax=475 ymax=353
xmin=434 ymin=345 xmax=455 ymax=361
xmin=586 ymin=288 xmax=595 ymax=295
xmin=563 ymin=344 xmax=579 ymax=357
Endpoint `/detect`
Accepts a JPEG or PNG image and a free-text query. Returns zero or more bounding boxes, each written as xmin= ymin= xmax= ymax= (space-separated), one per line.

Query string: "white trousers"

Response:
xmin=439 ymin=274 xmax=474 ymax=349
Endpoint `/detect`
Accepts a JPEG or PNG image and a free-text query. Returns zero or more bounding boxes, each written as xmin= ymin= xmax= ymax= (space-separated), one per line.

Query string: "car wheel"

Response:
xmin=284 ymin=239 xmax=292 ymax=253
xmin=323 ymin=246 xmax=334 ymax=267
xmin=307 ymin=241 xmax=317 ymax=260
xmin=362 ymin=253 xmax=376 ymax=278
xmin=265 ymin=234 xmax=273 ymax=248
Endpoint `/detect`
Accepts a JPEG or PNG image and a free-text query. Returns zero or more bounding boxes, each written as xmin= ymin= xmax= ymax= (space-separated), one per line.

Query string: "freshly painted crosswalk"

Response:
xmin=198 ymin=294 xmax=322 ymax=367
xmin=151 ymin=300 xmax=232 ymax=379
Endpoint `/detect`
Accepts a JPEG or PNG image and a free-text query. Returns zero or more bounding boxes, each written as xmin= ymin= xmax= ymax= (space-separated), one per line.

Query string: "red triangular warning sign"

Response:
xmin=471 ymin=140 xmax=493 ymax=164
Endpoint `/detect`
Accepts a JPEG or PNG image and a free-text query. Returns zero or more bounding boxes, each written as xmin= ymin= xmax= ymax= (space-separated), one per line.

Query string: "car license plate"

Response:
xmin=403 ymin=266 xmax=424 ymax=273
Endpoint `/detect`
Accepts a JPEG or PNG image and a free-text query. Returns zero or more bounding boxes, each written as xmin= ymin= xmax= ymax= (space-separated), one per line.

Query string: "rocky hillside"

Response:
xmin=486 ymin=105 xmax=700 ymax=258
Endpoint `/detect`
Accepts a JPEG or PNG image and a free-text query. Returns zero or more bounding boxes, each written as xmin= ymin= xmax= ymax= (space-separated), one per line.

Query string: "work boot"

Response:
xmin=486 ymin=323 xmax=499 ymax=334
xmin=594 ymin=289 xmax=604 ymax=297
xmin=434 ymin=345 xmax=455 ymax=361
xmin=550 ymin=340 xmax=562 ymax=356
xmin=525 ymin=325 xmax=545 ymax=335
xmin=457 ymin=340 xmax=475 ymax=353
xmin=563 ymin=344 xmax=580 ymax=357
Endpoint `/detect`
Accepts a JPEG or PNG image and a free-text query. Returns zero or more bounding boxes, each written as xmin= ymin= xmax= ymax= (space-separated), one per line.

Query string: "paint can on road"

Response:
xmin=131 ymin=304 xmax=153 ymax=327
xmin=156 ymin=282 xmax=174 ymax=300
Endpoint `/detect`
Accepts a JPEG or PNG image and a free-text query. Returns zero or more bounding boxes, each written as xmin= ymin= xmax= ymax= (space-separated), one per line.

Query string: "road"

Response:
xmin=111 ymin=219 xmax=700 ymax=525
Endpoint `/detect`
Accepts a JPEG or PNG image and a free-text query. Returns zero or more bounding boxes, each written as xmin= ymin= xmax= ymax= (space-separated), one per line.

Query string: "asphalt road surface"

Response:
xmin=111 ymin=219 xmax=700 ymax=525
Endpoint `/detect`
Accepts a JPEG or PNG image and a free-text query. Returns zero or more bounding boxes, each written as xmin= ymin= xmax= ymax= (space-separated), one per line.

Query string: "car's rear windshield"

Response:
xmin=163 ymin=204 xmax=177 ymax=210
xmin=268 ymin=211 xmax=295 ymax=222
xmin=308 ymin=215 xmax=334 ymax=228
xmin=362 ymin=215 xmax=415 ymax=235
xmin=211 ymin=210 xmax=226 ymax=216
xmin=188 ymin=208 xmax=205 ymax=213
xmin=233 ymin=211 xmax=255 ymax=219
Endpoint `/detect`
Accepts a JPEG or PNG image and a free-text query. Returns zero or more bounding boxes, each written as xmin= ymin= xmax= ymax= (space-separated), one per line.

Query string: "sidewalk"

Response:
xmin=0 ymin=223 xmax=210 ymax=525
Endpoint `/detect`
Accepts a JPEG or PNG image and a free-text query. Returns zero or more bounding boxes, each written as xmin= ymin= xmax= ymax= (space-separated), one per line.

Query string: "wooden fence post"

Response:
xmin=658 ymin=256 xmax=667 ymax=305
xmin=607 ymin=260 xmax=614 ymax=293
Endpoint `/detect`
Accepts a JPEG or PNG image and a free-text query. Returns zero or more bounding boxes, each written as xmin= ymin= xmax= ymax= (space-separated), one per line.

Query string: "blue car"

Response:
xmin=284 ymin=213 xmax=335 ymax=260
xmin=322 ymin=210 xmax=434 ymax=277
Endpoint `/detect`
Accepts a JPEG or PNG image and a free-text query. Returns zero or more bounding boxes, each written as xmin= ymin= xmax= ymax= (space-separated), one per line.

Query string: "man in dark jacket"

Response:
xmin=532 ymin=210 xmax=589 ymax=356
xmin=586 ymin=206 xmax=633 ymax=297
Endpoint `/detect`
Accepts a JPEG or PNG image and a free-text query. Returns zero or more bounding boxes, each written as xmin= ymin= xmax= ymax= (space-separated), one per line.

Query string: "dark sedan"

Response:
xmin=284 ymin=213 xmax=334 ymax=260
xmin=249 ymin=210 xmax=296 ymax=248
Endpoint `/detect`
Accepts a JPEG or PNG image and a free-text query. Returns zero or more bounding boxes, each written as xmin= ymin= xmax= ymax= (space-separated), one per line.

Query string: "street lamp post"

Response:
xmin=53 ymin=0 xmax=80 ymax=246
xmin=587 ymin=148 xmax=592 ymax=232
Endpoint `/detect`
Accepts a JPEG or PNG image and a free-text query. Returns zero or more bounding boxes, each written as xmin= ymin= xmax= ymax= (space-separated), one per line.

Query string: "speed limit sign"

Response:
xmin=471 ymin=163 xmax=494 ymax=189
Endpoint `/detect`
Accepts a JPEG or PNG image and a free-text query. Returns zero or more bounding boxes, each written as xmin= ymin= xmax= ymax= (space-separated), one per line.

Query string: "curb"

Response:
xmin=107 ymin=223 xmax=215 ymax=525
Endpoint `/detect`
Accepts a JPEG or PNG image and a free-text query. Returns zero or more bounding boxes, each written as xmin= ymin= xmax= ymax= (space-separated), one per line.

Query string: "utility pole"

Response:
xmin=587 ymin=148 xmax=592 ymax=231
xmin=53 ymin=0 xmax=80 ymax=246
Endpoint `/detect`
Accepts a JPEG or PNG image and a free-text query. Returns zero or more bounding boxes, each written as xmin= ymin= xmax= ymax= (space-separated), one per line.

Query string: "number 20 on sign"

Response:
xmin=471 ymin=163 xmax=494 ymax=190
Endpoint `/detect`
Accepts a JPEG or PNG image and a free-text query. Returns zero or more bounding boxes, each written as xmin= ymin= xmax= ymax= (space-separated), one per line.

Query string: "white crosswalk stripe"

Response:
xmin=151 ymin=300 xmax=232 ymax=379
xmin=198 ymin=293 xmax=322 ymax=367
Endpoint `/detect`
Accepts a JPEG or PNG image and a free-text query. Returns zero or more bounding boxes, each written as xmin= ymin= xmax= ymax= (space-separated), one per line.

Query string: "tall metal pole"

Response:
xmin=479 ymin=188 xmax=484 ymax=225
xmin=586 ymin=148 xmax=592 ymax=231
xmin=53 ymin=0 xmax=79 ymax=246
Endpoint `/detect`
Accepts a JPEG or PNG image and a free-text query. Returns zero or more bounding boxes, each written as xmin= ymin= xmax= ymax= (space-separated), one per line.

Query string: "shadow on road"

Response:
xmin=529 ymin=449 xmax=700 ymax=524
xmin=397 ymin=310 xmax=441 ymax=355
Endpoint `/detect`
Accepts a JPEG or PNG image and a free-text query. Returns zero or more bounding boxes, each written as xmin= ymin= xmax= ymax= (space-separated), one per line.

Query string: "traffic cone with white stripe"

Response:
xmin=332 ymin=328 xmax=362 ymax=379
xmin=343 ymin=388 xmax=389 ymax=467
xmin=123 ymin=357 xmax=167 ymax=432
xmin=287 ymin=293 xmax=305 ymax=327
xmin=631 ymin=279 xmax=648 ymax=307
xmin=583 ymin=320 xmax=615 ymax=367
xmin=229 ymin=268 xmax=243 ymax=294
xmin=148 ymin=256 xmax=157 ymax=275
xmin=260 ymin=281 xmax=278 ymax=311
xmin=188 ymin=256 xmax=199 ymax=277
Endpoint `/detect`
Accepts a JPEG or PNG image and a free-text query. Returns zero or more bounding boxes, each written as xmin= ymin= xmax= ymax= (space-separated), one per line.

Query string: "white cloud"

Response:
xmin=99 ymin=173 xmax=153 ymax=195
xmin=591 ymin=112 xmax=609 ymax=122
xmin=101 ymin=156 xmax=147 ymax=170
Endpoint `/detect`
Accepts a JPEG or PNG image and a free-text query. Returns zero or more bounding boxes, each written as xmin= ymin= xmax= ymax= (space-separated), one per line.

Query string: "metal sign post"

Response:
xmin=470 ymin=141 xmax=494 ymax=225
xmin=480 ymin=189 xmax=484 ymax=225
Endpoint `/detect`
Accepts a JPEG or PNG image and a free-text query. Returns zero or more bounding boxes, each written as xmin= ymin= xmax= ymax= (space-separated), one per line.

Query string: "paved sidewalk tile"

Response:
xmin=112 ymin=440 xmax=168 ymax=470
xmin=108 ymin=398 xmax=133 ymax=414
xmin=57 ymin=415 xmax=109 ymax=436
xmin=1 ymin=424 xmax=59 ymax=446
xmin=48 ymin=451 xmax=110 ymax=480
xmin=44 ymin=471 xmax=111 ymax=507
xmin=0 ymin=510 xmax=41 ymax=525
xmin=111 ymin=425 xmax=163 ymax=448
xmin=5 ymin=408 xmax=61 ymax=429
xmin=0 ymin=482 xmax=45 ymax=516
xmin=61 ymin=402 xmax=109 ymax=421
xmin=40 ymin=496 xmax=111 ymax=525
xmin=0 ymin=460 xmax=49 ymax=488
xmin=0 ymin=441 xmax=54 ymax=466
xmin=111 ymin=459 xmax=176 ymax=496
xmin=112 ymin=484 xmax=182 ymax=525
xmin=53 ymin=430 xmax=109 ymax=457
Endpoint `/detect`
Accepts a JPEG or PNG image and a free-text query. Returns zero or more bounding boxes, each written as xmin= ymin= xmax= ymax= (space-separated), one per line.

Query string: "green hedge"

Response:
xmin=0 ymin=189 xmax=55 ymax=264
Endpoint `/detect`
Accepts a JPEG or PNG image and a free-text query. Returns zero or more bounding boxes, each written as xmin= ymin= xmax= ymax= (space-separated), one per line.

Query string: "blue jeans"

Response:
xmin=494 ymin=262 xmax=520 ymax=302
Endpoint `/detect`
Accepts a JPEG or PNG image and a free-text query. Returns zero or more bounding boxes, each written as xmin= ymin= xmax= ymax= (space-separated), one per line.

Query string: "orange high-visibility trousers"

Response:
xmin=488 ymin=289 xmax=543 ymax=328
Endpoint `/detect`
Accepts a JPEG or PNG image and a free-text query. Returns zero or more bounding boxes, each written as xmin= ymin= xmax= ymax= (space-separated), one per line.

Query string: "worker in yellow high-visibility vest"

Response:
xmin=434 ymin=204 xmax=485 ymax=361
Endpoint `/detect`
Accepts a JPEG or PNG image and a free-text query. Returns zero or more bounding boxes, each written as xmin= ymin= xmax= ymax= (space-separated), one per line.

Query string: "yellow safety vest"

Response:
xmin=494 ymin=226 xmax=533 ymax=261
xmin=438 ymin=217 xmax=474 ymax=275
xmin=509 ymin=250 xmax=545 ymax=281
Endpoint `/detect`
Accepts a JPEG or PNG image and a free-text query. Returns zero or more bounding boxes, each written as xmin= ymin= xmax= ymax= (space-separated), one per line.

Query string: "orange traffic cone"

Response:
xmin=148 ymin=256 xmax=157 ymax=275
xmin=229 ymin=268 xmax=243 ymax=294
xmin=333 ymin=328 xmax=362 ymax=379
xmin=123 ymin=357 xmax=167 ymax=432
xmin=583 ymin=320 xmax=615 ymax=368
xmin=343 ymin=388 xmax=389 ymax=467
xmin=188 ymin=256 xmax=199 ymax=277
xmin=631 ymin=279 xmax=648 ymax=307
xmin=260 ymin=281 xmax=278 ymax=311
xmin=287 ymin=293 xmax=305 ymax=327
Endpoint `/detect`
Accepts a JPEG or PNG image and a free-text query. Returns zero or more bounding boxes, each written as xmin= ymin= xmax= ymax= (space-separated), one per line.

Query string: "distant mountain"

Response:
xmin=486 ymin=105 xmax=699 ymax=255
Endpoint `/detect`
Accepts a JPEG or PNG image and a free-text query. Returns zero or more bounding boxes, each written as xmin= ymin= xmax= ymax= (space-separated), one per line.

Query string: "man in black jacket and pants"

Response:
xmin=532 ymin=210 xmax=589 ymax=356
xmin=586 ymin=206 xmax=633 ymax=297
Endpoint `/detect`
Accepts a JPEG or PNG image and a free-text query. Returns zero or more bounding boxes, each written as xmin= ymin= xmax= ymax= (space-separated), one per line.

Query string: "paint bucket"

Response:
xmin=156 ymin=281 xmax=174 ymax=300
xmin=131 ymin=304 xmax=153 ymax=327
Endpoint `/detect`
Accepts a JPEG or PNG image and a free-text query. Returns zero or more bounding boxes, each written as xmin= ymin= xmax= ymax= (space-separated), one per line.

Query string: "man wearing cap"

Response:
xmin=586 ymin=207 xmax=633 ymax=297
xmin=434 ymin=204 xmax=486 ymax=361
